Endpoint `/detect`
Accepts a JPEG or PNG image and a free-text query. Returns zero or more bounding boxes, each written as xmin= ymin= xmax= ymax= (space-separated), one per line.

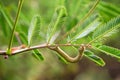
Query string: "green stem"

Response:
xmin=7 ymin=0 xmax=24 ymax=53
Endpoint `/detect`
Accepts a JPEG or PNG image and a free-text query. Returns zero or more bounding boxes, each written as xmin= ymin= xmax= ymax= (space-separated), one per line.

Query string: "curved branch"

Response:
xmin=49 ymin=45 xmax=85 ymax=63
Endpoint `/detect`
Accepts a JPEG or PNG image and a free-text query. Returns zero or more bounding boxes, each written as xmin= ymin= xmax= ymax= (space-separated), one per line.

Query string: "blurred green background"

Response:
xmin=0 ymin=0 xmax=120 ymax=80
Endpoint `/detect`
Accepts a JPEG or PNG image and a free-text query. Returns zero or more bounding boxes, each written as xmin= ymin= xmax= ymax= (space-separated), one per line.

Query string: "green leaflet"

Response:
xmin=27 ymin=15 xmax=41 ymax=56
xmin=32 ymin=49 xmax=44 ymax=61
xmin=94 ymin=45 xmax=120 ymax=59
xmin=70 ymin=15 xmax=100 ymax=42
xmin=27 ymin=15 xmax=44 ymax=61
xmin=84 ymin=50 xmax=105 ymax=66
xmin=57 ymin=54 xmax=68 ymax=64
xmin=28 ymin=15 xmax=41 ymax=46
xmin=93 ymin=16 xmax=120 ymax=38
xmin=89 ymin=16 xmax=120 ymax=44
xmin=47 ymin=6 xmax=67 ymax=44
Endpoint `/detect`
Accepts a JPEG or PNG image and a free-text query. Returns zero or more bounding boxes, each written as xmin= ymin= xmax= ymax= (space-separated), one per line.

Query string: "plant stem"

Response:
xmin=57 ymin=0 xmax=100 ymax=43
xmin=0 ymin=43 xmax=85 ymax=63
xmin=1 ymin=43 xmax=84 ymax=55
xmin=8 ymin=0 xmax=24 ymax=51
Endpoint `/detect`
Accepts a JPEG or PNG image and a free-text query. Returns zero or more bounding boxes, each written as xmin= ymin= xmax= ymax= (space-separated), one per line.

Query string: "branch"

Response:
xmin=0 ymin=43 xmax=47 ymax=55
xmin=0 ymin=43 xmax=86 ymax=63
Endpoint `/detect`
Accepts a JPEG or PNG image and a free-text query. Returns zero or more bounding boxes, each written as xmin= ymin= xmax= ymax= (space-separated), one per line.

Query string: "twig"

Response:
xmin=0 ymin=43 xmax=81 ymax=55
xmin=0 ymin=43 xmax=86 ymax=63
xmin=0 ymin=43 xmax=47 ymax=55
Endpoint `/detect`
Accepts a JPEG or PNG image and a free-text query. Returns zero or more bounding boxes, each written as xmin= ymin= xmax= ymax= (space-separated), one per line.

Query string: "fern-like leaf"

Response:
xmin=70 ymin=15 xmax=100 ymax=42
xmin=47 ymin=6 xmax=67 ymax=44
xmin=84 ymin=50 xmax=105 ymax=66
xmin=94 ymin=45 xmax=120 ymax=59
xmin=89 ymin=16 xmax=120 ymax=44
xmin=28 ymin=15 xmax=41 ymax=46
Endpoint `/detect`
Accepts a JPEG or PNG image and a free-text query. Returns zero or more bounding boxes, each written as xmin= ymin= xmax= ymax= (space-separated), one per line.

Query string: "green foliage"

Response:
xmin=89 ymin=16 xmax=120 ymax=44
xmin=84 ymin=50 xmax=105 ymax=66
xmin=0 ymin=1 xmax=120 ymax=80
xmin=28 ymin=15 xmax=41 ymax=46
xmin=47 ymin=6 xmax=67 ymax=44
xmin=0 ymin=0 xmax=120 ymax=80
xmin=69 ymin=15 xmax=100 ymax=42
xmin=94 ymin=45 xmax=120 ymax=59
xmin=27 ymin=15 xmax=44 ymax=60
xmin=98 ymin=2 xmax=120 ymax=21
xmin=32 ymin=49 xmax=44 ymax=61
xmin=0 ymin=0 xmax=120 ymax=67
xmin=57 ymin=54 xmax=68 ymax=64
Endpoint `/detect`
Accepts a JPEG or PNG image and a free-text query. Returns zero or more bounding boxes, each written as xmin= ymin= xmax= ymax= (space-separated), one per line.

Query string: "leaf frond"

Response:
xmin=70 ymin=15 xmax=100 ymax=42
xmin=28 ymin=15 xmax=41 ymax=46
xmin=88 ymin=16 xmax=120 ymax=44
xmin=47 ymin=6 xmax=67 ymax=44
xmin=94 ymin=45 xmax=120 ymax=59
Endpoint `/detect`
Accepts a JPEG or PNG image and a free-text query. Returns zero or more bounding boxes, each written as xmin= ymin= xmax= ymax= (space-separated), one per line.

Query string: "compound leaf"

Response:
xmin=84 ymin=50 xmax=105 ymax=66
